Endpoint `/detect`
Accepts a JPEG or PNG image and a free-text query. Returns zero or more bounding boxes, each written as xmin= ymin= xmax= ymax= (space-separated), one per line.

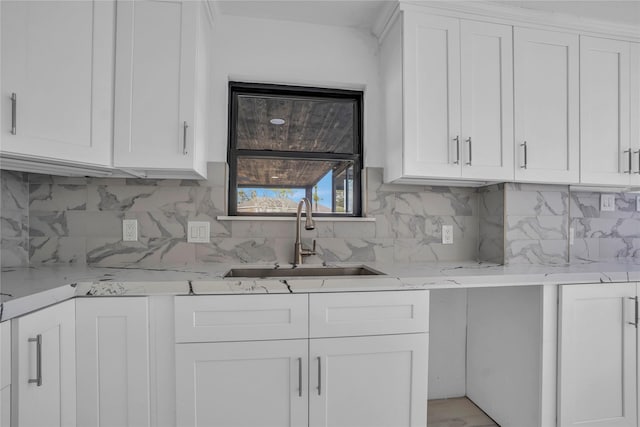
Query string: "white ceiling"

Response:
xmin=215 ymin=0 xmax=392 ymax=30
xmin=215 ymin=0 xmax=640 ymax=30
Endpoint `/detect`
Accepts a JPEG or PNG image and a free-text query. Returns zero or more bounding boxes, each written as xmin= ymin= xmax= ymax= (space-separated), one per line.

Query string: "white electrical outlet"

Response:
xmin=187 ymin=221 xmax=210 ymax=243
xmin=600 ymin=194 xmax=616 ymax=212
xmin=569 ymin=227 xmax=574 ymax=246
xmin=637 ymin=196 xmax=640 ymax=212
xmin=122 ymin=219 xmax=138 ymax=241
xmin=442 ymin=225 xmax=453 ymax=245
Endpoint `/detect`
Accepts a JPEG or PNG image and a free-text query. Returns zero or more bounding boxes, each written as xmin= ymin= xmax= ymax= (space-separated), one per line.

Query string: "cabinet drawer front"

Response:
xmin=309 ymin=290 xmax=429 ymax=338
xmin=175 ymin=294 xmax=308 ymax=343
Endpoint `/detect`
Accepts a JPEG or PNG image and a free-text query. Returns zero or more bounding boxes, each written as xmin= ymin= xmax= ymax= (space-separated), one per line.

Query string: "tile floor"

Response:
xmin=427 ymin=397 xmax=499 ymax=427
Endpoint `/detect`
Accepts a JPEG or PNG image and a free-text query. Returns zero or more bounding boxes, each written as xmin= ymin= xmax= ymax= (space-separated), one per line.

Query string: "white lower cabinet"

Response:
xmin=76 ymin=297 xmax=151 ymax=427
xmin=558 ymin=282 xmax=638 ymax=427
xmin=0 ymin=321 xmax=10 ymax=427
xmin=309 ymin=334 xmax=428 ymax=427
xmin=11 ymin=299 xmax=76 ymax=427
xmin=175 ymin=290 xmax=429 ymax=427
xmin=176 ymin=339 xmax=308 ymax=427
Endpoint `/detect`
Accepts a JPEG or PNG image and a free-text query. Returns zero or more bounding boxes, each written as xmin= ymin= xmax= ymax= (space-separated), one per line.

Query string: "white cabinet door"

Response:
xmin=514 ymin=28 xmax=579 ymax=184
xmin=580 ymin=37 xmax=632 ymax=186
xmin=402 ymin=12 xmax=461 ymax=179
xmin=0 ymin=321 xmax=9 ymax=427
xmin=631 ymin=43 xmax=640 ymax=184
xmin=0 ymin=1 xmax=114 ymax=167
xmin=114 ymin=0 xmax=208 ymax=178
xmin=176 ymin=339 xmax=308 ymax=427
xmin=309 ymin=333 xmax=428 ymax=427
xmin=11 ymin=299 xmax=76 ymax=427
xmin=76 ymin=297 xmax=150 ymax=427
xmin=558 ymin=283 xmax=637 ymax=427
xmin=460 ymin=20 xmax=514 ymax=181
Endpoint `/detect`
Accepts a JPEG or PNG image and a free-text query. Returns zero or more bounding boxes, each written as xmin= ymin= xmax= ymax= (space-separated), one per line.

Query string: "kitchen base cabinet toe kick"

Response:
xmin=174 ymin=290 xmax=430 ymax=427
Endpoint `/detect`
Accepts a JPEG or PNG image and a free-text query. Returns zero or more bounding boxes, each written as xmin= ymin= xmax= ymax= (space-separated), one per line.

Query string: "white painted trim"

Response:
xmin=376 ymin=1 xmax=640 ymax=42
xmin=216 ymin=216 xmax=375 ymax=222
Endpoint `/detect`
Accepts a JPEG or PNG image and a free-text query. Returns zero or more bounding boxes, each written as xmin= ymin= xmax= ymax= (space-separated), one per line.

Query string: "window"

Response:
xmin=228 ymin=82 xmax=363 ymax=216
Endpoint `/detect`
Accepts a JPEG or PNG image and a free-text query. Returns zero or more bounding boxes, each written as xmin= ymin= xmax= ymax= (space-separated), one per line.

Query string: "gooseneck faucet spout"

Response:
xmin=294 ymin=198 xmax=316 ymax=266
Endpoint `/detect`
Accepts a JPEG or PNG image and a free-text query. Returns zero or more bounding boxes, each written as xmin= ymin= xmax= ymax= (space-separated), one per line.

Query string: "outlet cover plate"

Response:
xmin=123 ymin=219 xmax=138 ymax=242
xmin=600 ymin=194 xmax=616 ymax=212
xmin=442 ymin=225 xmax=453 ymax=245
xmin=188 ymin=221 xmax=210 ymax=243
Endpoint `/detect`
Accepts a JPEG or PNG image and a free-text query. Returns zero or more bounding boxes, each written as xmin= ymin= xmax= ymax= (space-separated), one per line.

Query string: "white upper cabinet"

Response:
xmin=381 ymin=9 xmax=513 ymax=184
xmin=631 ymin=42 xmax=640 ymax=185
xmin=459 ymin=20 xmax=514 ymax=181
xmin=0 ymin=1 xmax=115 ymax=170
xmin=580 ymin=36 xmax=633 ymax=186
xmin=513 ymin=27 xmax=580 ymax=184
xmin=113 ymin=0 xmax=213 ymax=179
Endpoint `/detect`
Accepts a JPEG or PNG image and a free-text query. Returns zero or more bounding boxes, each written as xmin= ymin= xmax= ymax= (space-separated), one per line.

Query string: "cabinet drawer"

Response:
xmin=175 ymin=294 xmax=308 ymax=343
xmin=309 ymin=290 xmax=429 ymax=338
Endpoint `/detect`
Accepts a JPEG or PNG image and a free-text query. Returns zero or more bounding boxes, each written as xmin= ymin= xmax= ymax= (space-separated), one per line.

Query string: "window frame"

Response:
xmin=227 ymin=82 xmax=364 ymax=217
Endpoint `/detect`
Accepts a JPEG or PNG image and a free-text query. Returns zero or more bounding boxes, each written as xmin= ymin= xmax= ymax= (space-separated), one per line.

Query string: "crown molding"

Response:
xmin=376 ymin=0 xmax=640 ymax=42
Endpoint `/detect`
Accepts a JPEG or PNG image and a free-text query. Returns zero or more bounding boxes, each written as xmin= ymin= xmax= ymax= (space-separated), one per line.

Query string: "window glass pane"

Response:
xmin=236 ymin=157 xmax=354 ymax=214
xmin=236 ymin=95 xmax=355 ymax=154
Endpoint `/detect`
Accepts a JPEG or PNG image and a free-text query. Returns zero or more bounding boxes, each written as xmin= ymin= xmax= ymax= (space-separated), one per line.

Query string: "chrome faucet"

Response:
xmin=293 ymin=198 xmax=316 ymax=265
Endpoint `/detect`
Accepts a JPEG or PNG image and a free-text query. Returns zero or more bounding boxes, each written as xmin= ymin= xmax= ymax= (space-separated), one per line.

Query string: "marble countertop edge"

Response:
xmin=1 ymin=261 xmax=639 ymax=321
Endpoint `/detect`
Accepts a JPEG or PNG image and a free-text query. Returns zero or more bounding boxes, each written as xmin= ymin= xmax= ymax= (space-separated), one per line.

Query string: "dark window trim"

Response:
xmin=227 ymin=81 xmax=364 ymax=217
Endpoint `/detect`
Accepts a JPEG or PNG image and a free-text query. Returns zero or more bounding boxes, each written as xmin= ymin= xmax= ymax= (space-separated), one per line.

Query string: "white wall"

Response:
xmin=209 ymin=14 xmax=383 ymax=167
xmin=428 ymin=289 xmax=467 ymax=399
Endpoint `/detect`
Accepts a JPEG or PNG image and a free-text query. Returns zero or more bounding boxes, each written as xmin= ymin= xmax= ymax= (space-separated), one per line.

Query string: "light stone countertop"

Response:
xmin=1 ymin=260 xmax=639 ymax=321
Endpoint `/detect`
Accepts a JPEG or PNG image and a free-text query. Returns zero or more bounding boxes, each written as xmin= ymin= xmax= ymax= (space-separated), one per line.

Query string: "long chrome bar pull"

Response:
xmin=297 ymin=357 xmax=303 ymax=397
xmin=629 ymin=297 xmax=638 ymax=328
xmin=624 ymin=149 xmax=632 ymax=173
xmin=28 ymin=334 xmax=42 ymax=386
xmin=182 ymin=121 xmax=189 ymax=155
xmin=10 ymin=93 xmax=17 ymax=135
xmin=316 ymin=357 xmax=322 ymax=396
xmin=453 ymin=136 xmax=460 ymax=165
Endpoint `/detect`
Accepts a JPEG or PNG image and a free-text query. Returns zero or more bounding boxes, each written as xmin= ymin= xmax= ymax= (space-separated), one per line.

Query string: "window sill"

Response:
xmin=216 ymin=216 xmax=375 ymax=222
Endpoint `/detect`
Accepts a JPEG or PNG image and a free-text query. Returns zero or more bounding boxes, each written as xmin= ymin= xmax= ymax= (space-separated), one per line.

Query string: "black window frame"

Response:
xmin=227 ymin=81 xmax=364 ymax=217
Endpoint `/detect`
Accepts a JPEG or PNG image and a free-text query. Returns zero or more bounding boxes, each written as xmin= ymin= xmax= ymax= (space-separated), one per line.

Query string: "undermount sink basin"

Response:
xmin=223 ymin=265 xmax=385 ymax=279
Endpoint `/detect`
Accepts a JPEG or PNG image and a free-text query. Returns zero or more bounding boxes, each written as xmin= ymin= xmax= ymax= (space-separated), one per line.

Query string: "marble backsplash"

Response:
xmin=3 ymin=163 xmax=638 ymax=267
xmin=570 ymin=191 xmax=640 ymax=262
xmin=504 ymin=183 xmax=570 ymax=265
xmin=1 ymin=171 xmax=29 ymax=267
xmin=1 ymin=164 xmax=480 ymax=267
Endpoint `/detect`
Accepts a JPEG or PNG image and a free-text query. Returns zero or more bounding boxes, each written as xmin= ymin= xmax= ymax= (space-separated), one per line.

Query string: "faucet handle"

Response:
xmin=312 ymin=239 xmax=316 ymax=254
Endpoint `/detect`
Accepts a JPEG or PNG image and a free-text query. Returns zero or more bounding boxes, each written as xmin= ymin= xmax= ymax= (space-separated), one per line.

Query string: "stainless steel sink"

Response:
xmin=223 ymin=265 xmax=385 ymax=278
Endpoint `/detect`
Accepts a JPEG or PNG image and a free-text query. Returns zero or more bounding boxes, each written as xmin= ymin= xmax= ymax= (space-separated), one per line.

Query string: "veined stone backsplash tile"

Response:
xmin=477 ymin=184 xmax=504 ymax=264
xmin=505 ymin=239 xmax=568 ymax=265
xmin=4 ymin=163 xmax=640 ymax=266
xmin=1 ymin=171 xmax=29 ymax=267
xmin=506 ymin=216 xmax=568 ymax=241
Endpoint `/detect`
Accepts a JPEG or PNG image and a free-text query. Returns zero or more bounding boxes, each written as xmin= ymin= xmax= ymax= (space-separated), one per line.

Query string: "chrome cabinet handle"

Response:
xmin=10 ymin=93 xmax=16 ymax=135
xmin=316 ymin=356 xmax=322 ymax=396
xmin=521 ymin=141 xmax=528 ymax=169
xmin=297 ymin=357 xmax=303 ymax=397
xmin=28 ymin=334 xmax=42 ymax=386
xmin=629 ymin=297 xmax=638 ymax=328
xmin=635 ymin=150 xmax=640 ymax=174
xmin=624 ymin=149 xmax=632 ymax=173
xmin=453 ymin=136 xmax=460 ymax=165
xmin=182 ymin=121 xmax=188 ymax=155
xmin=465 ymin=137 xmax=472 ymax=166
